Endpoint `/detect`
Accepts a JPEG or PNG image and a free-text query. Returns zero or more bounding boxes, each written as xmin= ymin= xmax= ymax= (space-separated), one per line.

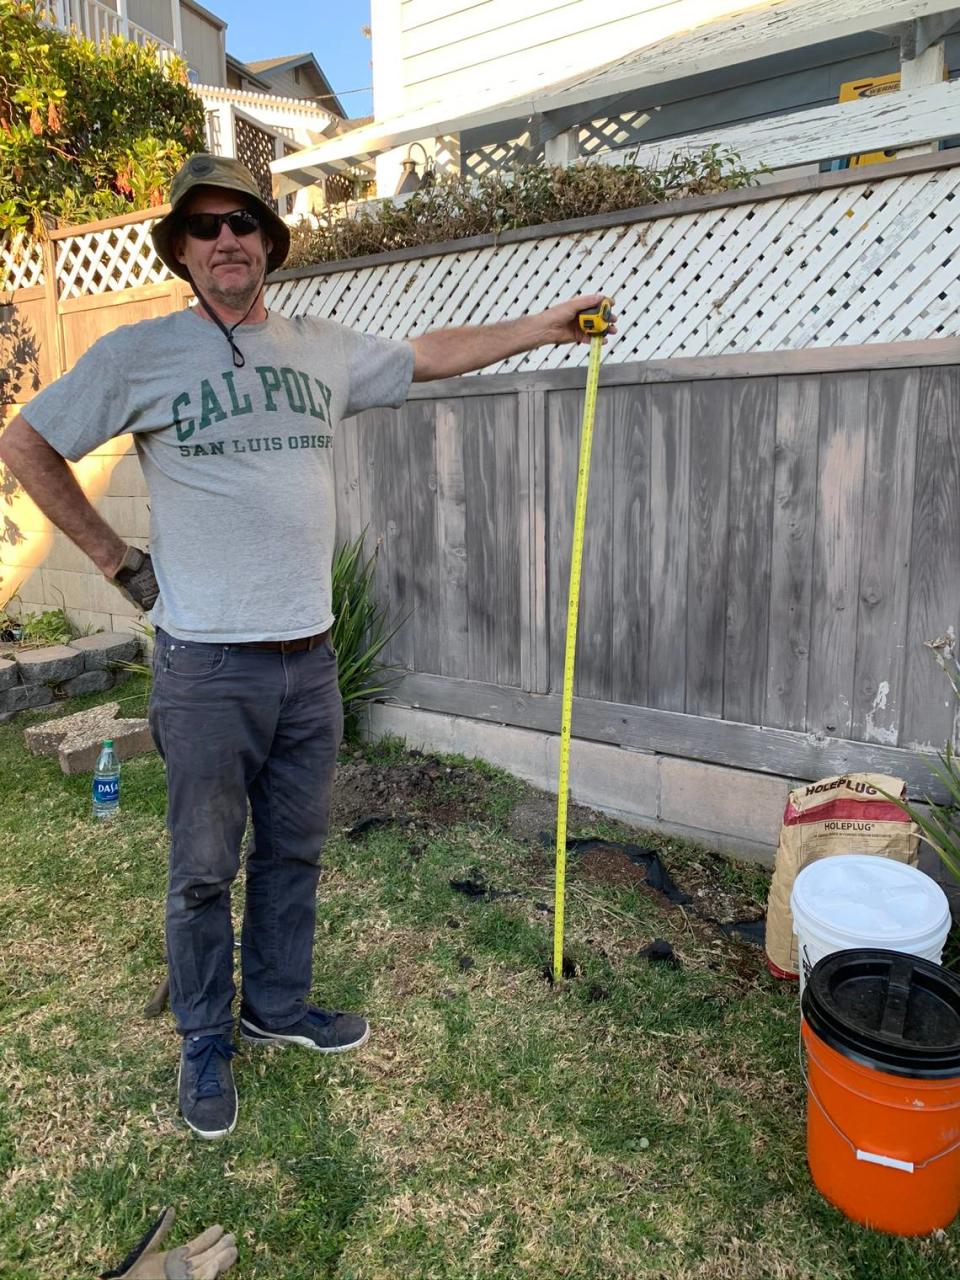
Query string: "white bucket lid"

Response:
xmin=790 ymin=855 xmax=951 ymax=946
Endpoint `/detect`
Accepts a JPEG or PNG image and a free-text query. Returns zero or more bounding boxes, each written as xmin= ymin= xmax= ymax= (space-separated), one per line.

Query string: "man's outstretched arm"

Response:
xmin=409 ymin=293 xmax=614 ymax=382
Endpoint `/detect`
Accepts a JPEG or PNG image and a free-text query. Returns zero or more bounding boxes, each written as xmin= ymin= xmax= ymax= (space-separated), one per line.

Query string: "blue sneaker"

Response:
xmin=240 ymin=1005 xmax=369 ymax=1054
xmin=178 ymin=1034 xmax=238 ymax=1139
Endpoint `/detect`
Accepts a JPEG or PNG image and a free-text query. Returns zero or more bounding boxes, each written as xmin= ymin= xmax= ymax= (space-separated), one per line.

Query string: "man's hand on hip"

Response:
xmin=111 ymin=545 xmax=160 ymax=612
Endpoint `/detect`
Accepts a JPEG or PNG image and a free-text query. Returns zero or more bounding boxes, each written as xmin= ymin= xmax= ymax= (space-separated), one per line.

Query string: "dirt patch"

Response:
xmin=575 ymin=845 xmax=659 ymax=891
xmin=506 ymin=794 xmax=599 ymax=844
xmin=330 ymin=750 xmax=502 ymax=832
xmin=333 ymin=746 xmax=769 ymax=961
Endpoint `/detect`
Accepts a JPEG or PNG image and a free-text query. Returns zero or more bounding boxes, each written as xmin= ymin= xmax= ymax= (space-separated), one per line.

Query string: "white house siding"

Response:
xmin=391 ymin=0 xmax=783 ymax=113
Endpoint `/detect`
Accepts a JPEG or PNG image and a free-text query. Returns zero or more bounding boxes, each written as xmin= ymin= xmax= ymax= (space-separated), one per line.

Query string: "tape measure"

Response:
xmin=577 ymin=298 xmax=613 ymax=335
xmin=553 ymin=299 xmax=611 ymax=982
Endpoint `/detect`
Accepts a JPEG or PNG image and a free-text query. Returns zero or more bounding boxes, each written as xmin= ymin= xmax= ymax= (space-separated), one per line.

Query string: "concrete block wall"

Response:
xmin=5 ymin=435 xmax=149 ymax=638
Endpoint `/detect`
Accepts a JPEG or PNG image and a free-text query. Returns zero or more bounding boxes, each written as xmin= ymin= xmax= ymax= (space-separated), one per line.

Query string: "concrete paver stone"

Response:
xmin=0 ymin=657 xmax=17 ymax=692
xmin=23 ymin=701 xmax=154 ymax=775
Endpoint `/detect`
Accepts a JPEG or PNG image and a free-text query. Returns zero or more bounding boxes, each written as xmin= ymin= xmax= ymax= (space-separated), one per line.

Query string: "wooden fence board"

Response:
xmin=724 ymin=377 xmax=776 ymax=726
xmin=364 ymin=406 xmax=416 ymax=670
xmin=434 ymin=400 xmax=470 ymax=678
xmin=647 ymin=382 xmax=690 ymax=712
xmin=462 ymin=394 xmax=522 ymax=686
xmin=610 ymin=385 xmax=651 ymax=708
xmin=546 ymin=389 xmax=580 ymax=694
xmin=574 ymin=385 xmax=615 ymax=702
xmin=851 ymin=370 xmax=919 ymax=748
xmin=807 ymin=372 xmax=869 ymax=739
xmin=406 ymin=400 xmax=442 ymax=675
xmin=765 ymin=375 xmax=820 ymax=731
xmin=528 ymin=389 xmax=549 ymax=694
xmin=685 ymin=380 xmax=730 ymax=718
xmin=0 ymin=290 xmax=51 ymax=404
xmin=902 ymin=366 xmax=960 ymax=751
xmin=387 ymin=671 xmax=950 ymax=800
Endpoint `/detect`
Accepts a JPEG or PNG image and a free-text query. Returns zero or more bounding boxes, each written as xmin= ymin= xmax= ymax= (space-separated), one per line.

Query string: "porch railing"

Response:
xmin=47 ymin=0 xmax=177 ymax=56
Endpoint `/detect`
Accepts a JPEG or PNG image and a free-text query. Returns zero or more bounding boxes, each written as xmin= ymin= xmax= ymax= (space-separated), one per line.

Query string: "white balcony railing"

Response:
xmin=48 ymin=0 xmax=178 ymax=56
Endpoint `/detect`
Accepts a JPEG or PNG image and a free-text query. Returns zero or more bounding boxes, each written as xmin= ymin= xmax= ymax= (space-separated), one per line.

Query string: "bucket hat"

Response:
xmin=151 ymin=154 xmax=290 ymax=281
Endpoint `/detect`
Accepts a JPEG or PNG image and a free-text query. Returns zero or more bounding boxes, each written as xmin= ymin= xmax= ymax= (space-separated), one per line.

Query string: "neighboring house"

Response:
xmin=243 ymin=53 xmax=346 ymax=119
xmin=46 ymin=0 xmax=352 ymax=215
xmin=271 ymin=0 xmax=960 ymax=199
xmin=49 ymin=0 xmax=227 ymax=83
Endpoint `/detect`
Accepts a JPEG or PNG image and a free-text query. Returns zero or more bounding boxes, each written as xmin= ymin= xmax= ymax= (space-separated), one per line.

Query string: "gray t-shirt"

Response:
xmin=22 ymin=309 xmax=413 ymax=641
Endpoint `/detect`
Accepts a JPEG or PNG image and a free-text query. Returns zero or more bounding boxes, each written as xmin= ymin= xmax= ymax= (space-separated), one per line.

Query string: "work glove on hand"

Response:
xmin=100 ymin=1207 xmax=237 ymax=1279
xmin=111 ymin=545 xmax=160 ymax=612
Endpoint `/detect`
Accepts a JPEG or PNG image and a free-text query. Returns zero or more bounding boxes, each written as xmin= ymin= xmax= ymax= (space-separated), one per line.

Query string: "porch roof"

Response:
xmin=270 ymin=0 xmax=952 ymax=193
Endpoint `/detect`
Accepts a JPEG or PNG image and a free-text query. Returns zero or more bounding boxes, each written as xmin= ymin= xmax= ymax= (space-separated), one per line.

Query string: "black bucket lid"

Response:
xmin=802 ymin=949 xmax=960 ymax=1079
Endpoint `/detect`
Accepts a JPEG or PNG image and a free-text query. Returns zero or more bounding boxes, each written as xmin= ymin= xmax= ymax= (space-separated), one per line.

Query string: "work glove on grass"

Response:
xmin=100 ymin=1207 xmax=237 ymax=1278
xmin=111 ymin=545 xmax=160 ymax=612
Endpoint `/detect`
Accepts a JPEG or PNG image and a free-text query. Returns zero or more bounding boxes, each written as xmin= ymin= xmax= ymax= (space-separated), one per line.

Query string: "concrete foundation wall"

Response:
xmin=368 ymin=701 xmax=789 ymax=864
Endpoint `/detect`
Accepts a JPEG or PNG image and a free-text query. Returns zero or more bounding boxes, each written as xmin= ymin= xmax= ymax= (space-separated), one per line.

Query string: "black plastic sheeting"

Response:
xmin=344 ymin=814 xmax=768 ymax=949
xmin=540 ymin=833 xmax=766 ymax=948
xmin=638 ymin=938 xmax=681 ymax=967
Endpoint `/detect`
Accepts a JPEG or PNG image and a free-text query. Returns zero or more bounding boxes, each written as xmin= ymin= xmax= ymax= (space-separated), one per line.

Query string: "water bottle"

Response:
xmin=92 ymin=738 xmax=120 ymax=820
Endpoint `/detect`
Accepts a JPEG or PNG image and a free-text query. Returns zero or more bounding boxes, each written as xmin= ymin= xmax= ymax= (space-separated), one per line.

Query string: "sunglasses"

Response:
xmin=182 ymin=209 xmax=261 ymax=240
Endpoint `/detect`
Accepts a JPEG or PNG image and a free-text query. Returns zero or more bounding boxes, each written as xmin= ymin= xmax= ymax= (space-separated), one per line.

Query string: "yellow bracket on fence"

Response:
xmin=553 ymin=326 xmax=605 ymax=982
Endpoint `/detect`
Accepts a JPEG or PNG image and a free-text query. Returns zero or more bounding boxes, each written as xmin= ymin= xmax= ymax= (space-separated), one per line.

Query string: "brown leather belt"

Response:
xmin=239 ymin=628 xmax=330 ymax=654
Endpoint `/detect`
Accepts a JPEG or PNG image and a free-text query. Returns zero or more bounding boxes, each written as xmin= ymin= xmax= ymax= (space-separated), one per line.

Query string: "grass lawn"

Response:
xmin=1 ymin=678 xmax=959 ymax=1279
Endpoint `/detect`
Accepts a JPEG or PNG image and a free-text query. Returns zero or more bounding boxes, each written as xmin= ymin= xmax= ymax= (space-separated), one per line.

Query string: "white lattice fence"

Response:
xmin=579 ymin=111 xmax=658 ymax=160
xmin=463 ymin=135 xmax=544 ymax=179
xmin=55 ymin=217 xmax=172 ymax=300
xmin=0 ymin=234 xmax=44 ymax=293
xmin=236 ymin=117 xmax=278 ymax=212
xmin=266 ymin=164 xmax=960 ymax=371
xmin=7 ymin=163 xmax=960 ymax=364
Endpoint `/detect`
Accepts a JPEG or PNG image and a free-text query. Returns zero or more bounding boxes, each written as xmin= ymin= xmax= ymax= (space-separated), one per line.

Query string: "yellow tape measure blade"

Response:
xmin=553 ymin=333 xmax=604 ymax=981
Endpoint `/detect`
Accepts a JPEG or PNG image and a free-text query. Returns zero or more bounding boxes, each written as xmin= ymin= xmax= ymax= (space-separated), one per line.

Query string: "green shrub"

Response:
xmin=286 ymin=146 xmax=762 ymax=268
xmin=0 ymin=0 xmax=205 ymax=234
xmin=1 ymin=604 xmax=77 ymax=646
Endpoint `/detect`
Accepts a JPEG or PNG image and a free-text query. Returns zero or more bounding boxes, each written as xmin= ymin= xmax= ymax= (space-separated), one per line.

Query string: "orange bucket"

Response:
xmin=801 ymin=949 xmax=960 ymax=1236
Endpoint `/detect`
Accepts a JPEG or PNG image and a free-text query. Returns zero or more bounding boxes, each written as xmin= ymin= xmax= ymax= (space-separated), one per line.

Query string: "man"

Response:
xmin=0 ymin=154 xmax=613 ymax=1140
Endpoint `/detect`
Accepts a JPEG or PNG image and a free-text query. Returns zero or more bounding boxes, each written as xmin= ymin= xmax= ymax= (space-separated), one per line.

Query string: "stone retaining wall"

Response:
xmin=0 ymin=632 xmax=141 ymax=724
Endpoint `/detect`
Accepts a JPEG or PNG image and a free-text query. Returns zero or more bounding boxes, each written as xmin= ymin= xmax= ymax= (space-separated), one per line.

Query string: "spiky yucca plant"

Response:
xmin=120 ymin=536 xmax=404 ymax=741
xmin=331 ymin=533 xmax=405 ymax=740
xmin=886 ymin=634 xmax=960 ymax=885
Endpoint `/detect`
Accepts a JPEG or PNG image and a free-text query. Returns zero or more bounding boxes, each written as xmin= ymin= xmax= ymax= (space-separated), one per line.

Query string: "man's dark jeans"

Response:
xmin=149 ymin=628 xmax=343 ymax=1039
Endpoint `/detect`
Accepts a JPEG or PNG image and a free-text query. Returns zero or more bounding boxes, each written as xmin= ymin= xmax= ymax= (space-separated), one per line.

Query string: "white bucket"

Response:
xmin=790 ymin=854 xmax=951 ymax=993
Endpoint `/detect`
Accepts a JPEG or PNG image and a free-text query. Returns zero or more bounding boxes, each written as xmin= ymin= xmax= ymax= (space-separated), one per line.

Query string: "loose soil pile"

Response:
xmin=332 ymin=744 xmax=768 ymax=941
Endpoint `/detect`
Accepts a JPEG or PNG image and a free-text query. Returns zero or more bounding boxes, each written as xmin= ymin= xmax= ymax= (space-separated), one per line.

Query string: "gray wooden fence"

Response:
xmin=334 ymin=343 xmax=960 ymax=796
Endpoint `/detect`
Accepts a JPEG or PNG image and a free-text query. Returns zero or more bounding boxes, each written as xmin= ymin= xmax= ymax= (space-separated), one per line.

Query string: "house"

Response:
xmin=46 ymin=0 xmax=351 ymax=214
xmin=48 ymin=0 xmax=228 ymax=83
xmin=271 ymin=1 xmax=960 ymax=198
xmin=242 ymin=53 xmax=346 ymax=119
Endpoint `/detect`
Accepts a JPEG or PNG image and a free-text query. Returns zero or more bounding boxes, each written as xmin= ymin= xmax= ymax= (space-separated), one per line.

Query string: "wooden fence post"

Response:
xmin=40 ymin=235 xmax=65 ymax=381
